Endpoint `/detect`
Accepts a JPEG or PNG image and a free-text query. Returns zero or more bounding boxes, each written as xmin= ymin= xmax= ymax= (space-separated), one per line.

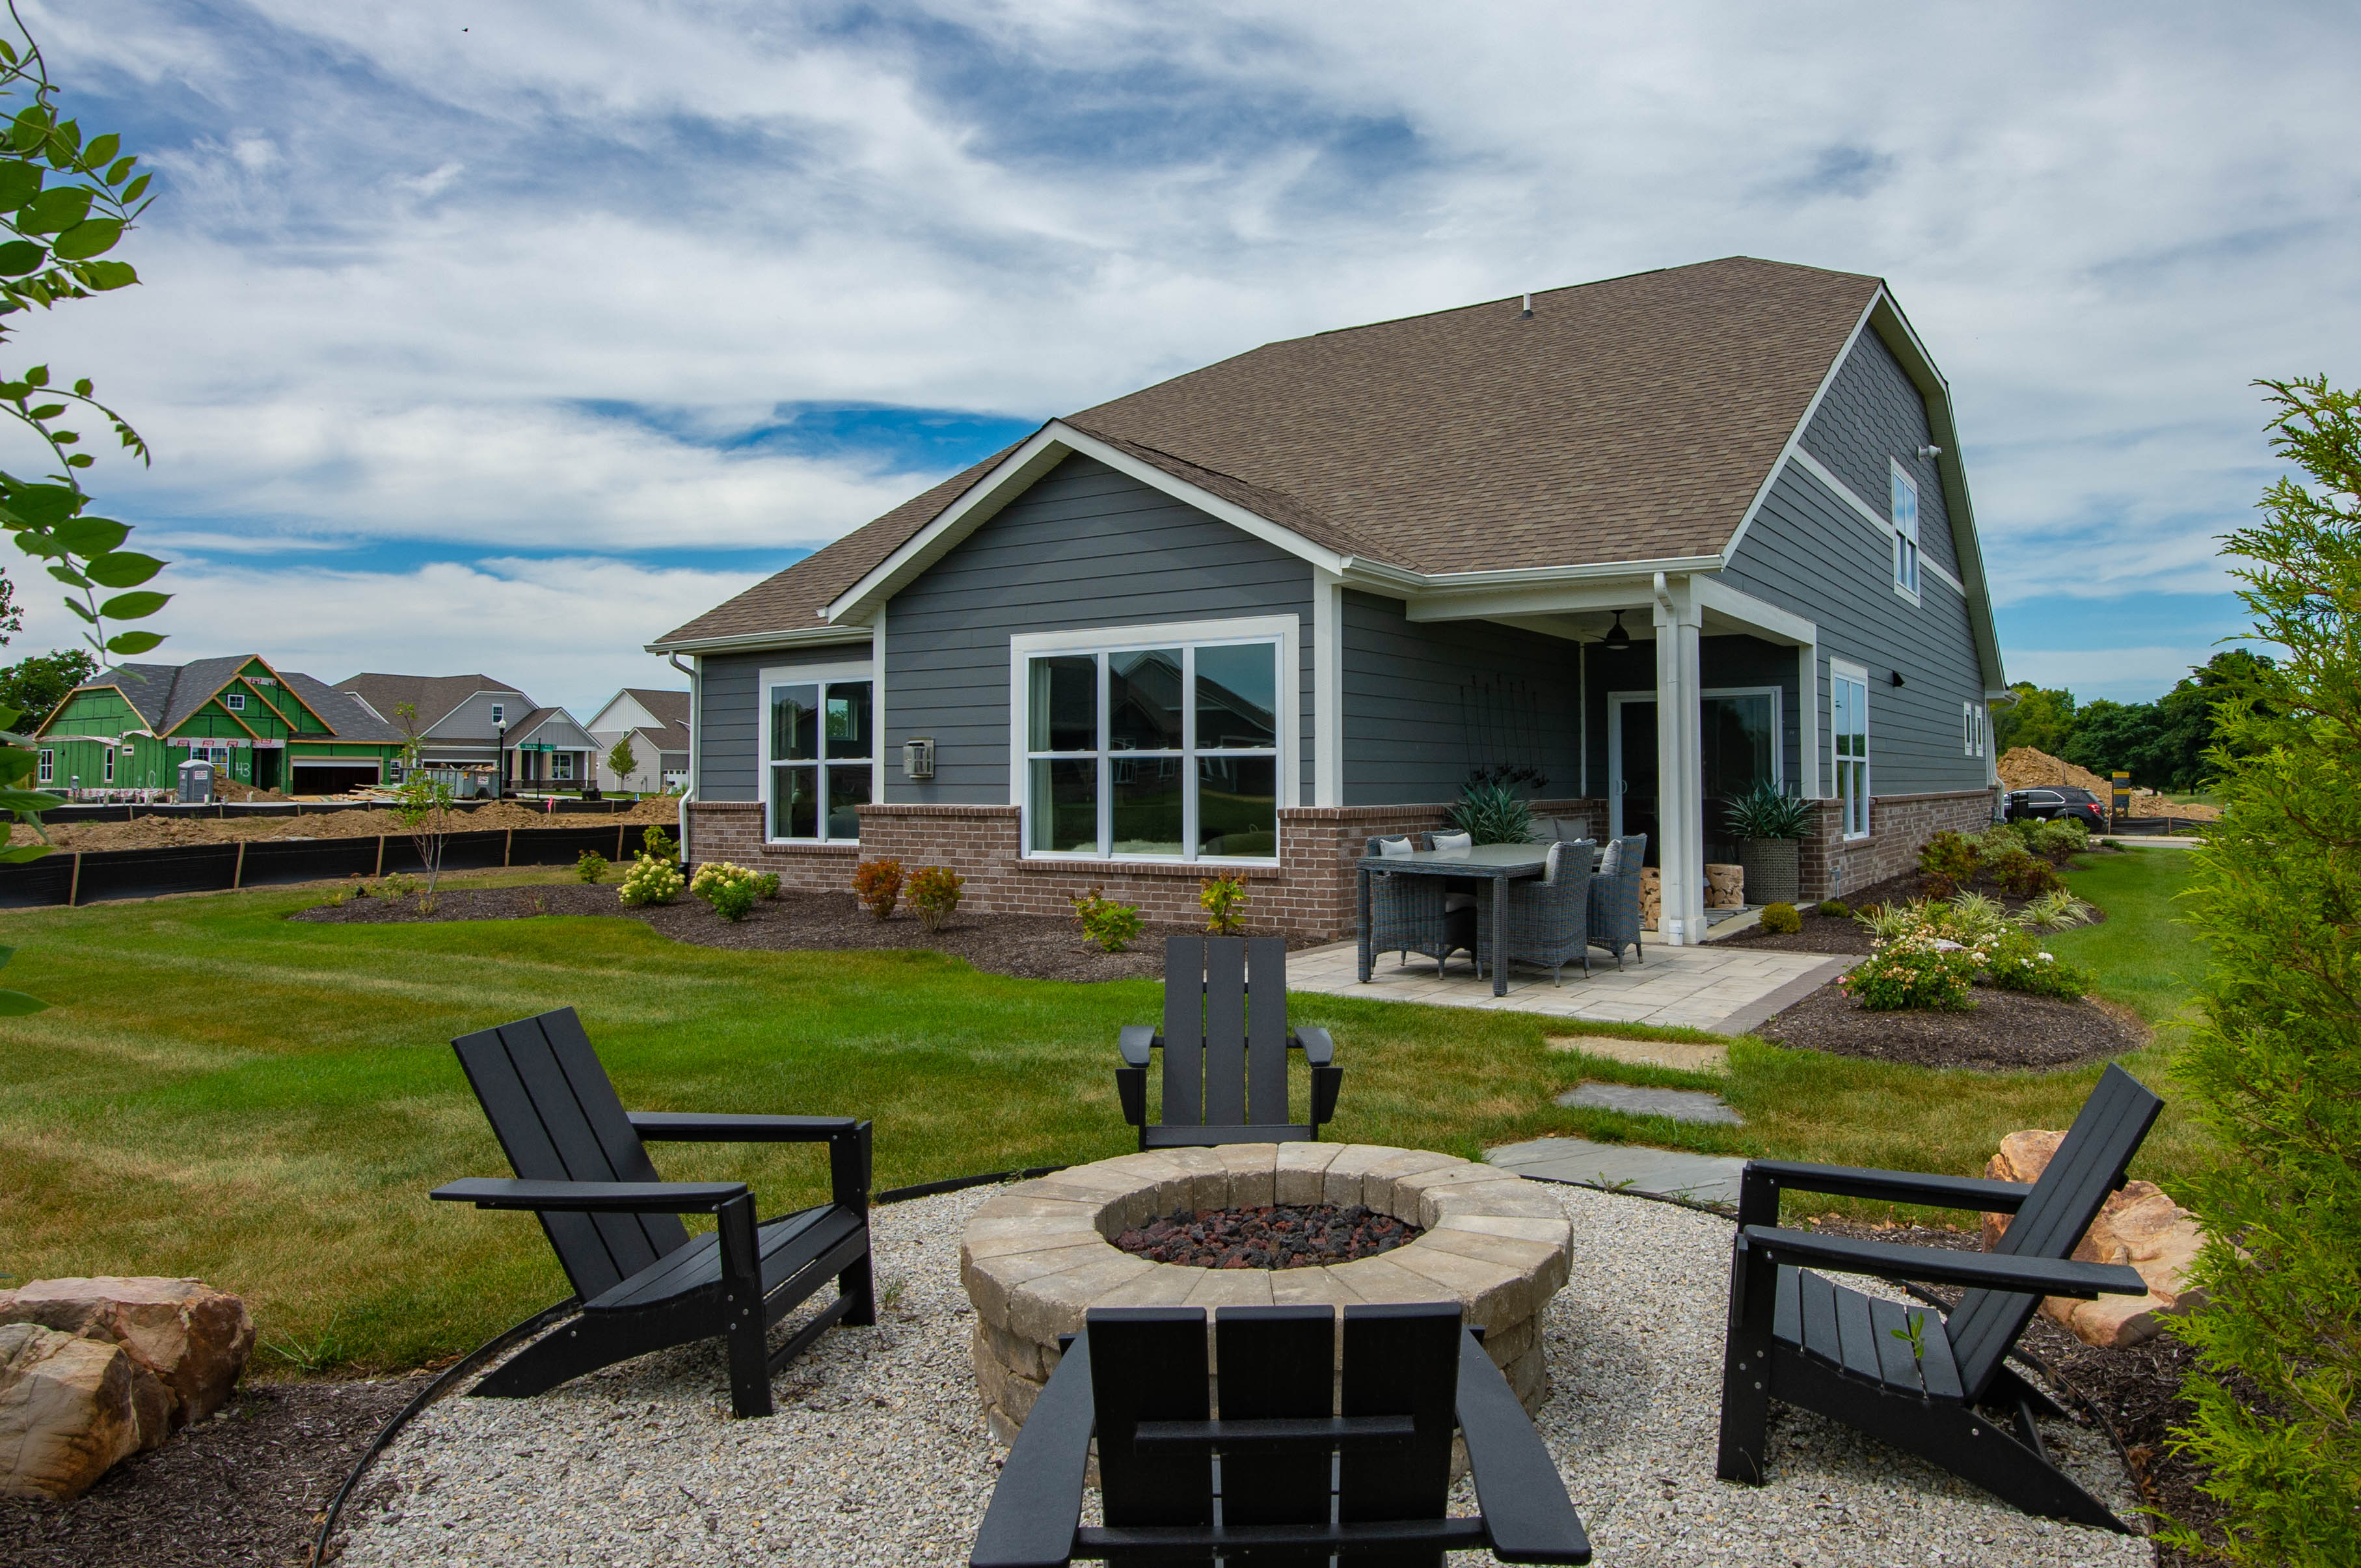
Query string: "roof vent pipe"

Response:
xmin=1519 ymin=292 xmax=1533 ymax=319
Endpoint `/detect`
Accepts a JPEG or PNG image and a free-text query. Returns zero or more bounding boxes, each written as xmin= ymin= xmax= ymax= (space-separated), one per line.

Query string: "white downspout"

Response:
xmin=669 ymin=653 xmax=697 ymax=867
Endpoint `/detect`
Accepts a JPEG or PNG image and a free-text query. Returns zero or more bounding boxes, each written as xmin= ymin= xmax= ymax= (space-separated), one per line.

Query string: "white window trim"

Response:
xmin=1006 ymin=614 xmax=1300 ymax=865
xmin=37 ymin=748 xmax=51 ymax=783
xmin=224 ymin=691 xmax=246 ymax=711
xmin=1603 ymin=686 xmax=1785 ymax=840
xmin=103 ymin=747 xmax=115 ymax=783
xmin=1889 ymin=459 xmax=1922 ymax=604
xmin=489 ymin=703 xmax=505 ymax=727
xmin=1963 ymin=699 xmax=1987 ymax=759
xmin=760 ymin=656 xmax=879 ymax=844
xmin=1831 ymin=659 xmax=1870 ymax=841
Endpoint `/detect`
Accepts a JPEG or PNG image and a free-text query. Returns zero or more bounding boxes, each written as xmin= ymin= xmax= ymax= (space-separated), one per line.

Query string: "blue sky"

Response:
xmin=8 ymin=1 xmax=2356 ymax=716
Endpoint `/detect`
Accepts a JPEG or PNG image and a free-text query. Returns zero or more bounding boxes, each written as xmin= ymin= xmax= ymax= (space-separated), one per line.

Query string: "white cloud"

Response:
xmin=2 ymin=0 xmax=2349 ymax=653
xmin=7 ymin=555 xmax=762 ymax=719
xmin=2006 ymin=646 xmax=2217 ymax=705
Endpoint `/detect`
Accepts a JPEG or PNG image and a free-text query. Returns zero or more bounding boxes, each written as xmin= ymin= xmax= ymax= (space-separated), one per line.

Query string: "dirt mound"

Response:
xmin=1997 ymin=747 xmax=2220 ymax=823
xmin=40 ymin=796 xmax=679 ymax=853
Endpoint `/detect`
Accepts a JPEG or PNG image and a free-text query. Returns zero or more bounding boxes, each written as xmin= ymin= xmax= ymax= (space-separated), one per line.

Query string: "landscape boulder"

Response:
xmin=0 ymin=1277 xmax=254 ymax=1432
xmin=0 ymin=1323 xmax=153 ymax=1500
xmin=1982 ymin=1129 xmax=2206 ymax=1348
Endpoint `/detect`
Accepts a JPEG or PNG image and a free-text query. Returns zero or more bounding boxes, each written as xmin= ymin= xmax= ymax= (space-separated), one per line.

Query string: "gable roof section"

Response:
xmin=336 ymin=673 xmax=529 ymax=733
xmin=653 ymin=257 xmax=1958 ymax=651
xmin=41 ymin=658 xmax=408 ymax=744
xmin=280 ymin=673 xmax=403 ymax=744
xmin=622 ymin=688 xmax=690 ymax=728
xmin=508 ymin=707 xmax=593 ymax=747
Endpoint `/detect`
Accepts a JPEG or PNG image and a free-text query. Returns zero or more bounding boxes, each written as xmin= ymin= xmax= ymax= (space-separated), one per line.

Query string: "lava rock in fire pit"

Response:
xmin=1113 ymin=1204 xmax=1422 ymax=1270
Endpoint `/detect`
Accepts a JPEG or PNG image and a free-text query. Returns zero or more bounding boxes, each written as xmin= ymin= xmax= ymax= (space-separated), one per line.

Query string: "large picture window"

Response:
xmin=1832 ymin=664 xmax=1869 ymax=839
xmin=768 ymin=676 xmax=874 ymax=841
xmin=1023 ymin=636 xmax=1282 ymax=861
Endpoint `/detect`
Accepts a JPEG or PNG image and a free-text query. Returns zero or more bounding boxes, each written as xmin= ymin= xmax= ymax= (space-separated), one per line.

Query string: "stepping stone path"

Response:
xmin=1487 ymin=1136 xmax=1749 ymax=1208
xmin=1554 ymin=1083 xmax=1743 ymax=1125
xmin=1546 ymin=1033 xmax=1728 ymax=1074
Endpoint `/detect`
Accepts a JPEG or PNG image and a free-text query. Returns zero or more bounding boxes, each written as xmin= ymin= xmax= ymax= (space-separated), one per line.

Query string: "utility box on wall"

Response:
xmin=902 ymin=737 xmax=936 ymax=781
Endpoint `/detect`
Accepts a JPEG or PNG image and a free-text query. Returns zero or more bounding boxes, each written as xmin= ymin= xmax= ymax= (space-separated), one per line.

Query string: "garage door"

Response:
xmin=291 ymin=761 xmax=383 ymax=794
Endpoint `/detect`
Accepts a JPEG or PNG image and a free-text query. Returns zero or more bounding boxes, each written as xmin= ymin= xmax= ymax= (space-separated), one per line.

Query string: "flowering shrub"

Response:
xmin=691 ymin=860 xmax=760 ymax=921
xmin=753 ymin=870 xmax=781 ymax=900
xmin=1072 ymin=887 xmax=1142 ymax=952
xmin=617 ymin=854 xmax=682 ymax=907
xmin=640 ymin=824 xmax=676 ymax=864
xmin=1984 ymin=930 xmax=2092 ymax=998
xmin=1838 ymin=930 xmax=1980 ymax=1011
xmin=1759 ymin=902 xmax=1801 ymax=934
xmin=852 ymin=858 xmax=903 ymax=920
xmin=907 ymin=865 xmax=964 ymax=932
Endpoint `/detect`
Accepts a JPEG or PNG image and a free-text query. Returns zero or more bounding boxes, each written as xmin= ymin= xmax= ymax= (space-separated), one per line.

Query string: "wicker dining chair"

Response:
xmin=1475 ymin=840 xmax=1597 ymax=985
xmin=1364 ymin=836 xmax=1477 ymax=975
xmin=1587 ymin=834 xmax=1649 ymax=970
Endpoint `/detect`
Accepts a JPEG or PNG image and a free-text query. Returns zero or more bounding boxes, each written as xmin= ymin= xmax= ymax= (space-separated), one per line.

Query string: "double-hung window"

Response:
xmin=1890 ymin=462 xmax=1921 ymax=599
xmin=1963 ymin=699 xmax=1986 ymax=758
xmin=1832 ymin=662 xmax=1870 ymax=839
xmin=1021 ymin=630 xmax=1284 ymax=862
xmin=102 ymin=747 xmax=115 ymax=784
xmin=37 ymin=748 xmax=51 ymax=783
xmin=767 ymin=673 xmax=874 ymax=841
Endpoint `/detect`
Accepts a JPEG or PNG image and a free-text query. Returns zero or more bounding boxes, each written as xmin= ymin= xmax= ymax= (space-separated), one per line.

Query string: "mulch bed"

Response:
xmin=0 ymin=1373 xmax=429 ymax=1568
xmin=1114 ymin=1204 xmax=1421 ymax=1269
xmin=290 ymin=882 xmax=1312 ymax=984
xmin=1798 ymin=1219 xmax=2223 ymax=1561
xmin=1758 ymin=983 xmax=2140 ymax=1070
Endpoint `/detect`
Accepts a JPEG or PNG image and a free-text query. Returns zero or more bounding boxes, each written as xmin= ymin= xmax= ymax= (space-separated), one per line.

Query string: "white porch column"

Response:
xmin=1653 ymin=574 xmax=1706 ymax=944
xmin=1313 ymin=568 xmax=1343 ymax=807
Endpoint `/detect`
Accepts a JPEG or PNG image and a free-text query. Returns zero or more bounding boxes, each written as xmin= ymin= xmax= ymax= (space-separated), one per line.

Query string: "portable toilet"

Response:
xmin=178 ymin=758 xmax=216 ymax=803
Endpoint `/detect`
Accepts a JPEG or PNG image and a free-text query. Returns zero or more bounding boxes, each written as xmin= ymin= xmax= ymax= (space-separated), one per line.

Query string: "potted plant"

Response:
xmin=1724 ymin=781 xmax=1811 ymax=906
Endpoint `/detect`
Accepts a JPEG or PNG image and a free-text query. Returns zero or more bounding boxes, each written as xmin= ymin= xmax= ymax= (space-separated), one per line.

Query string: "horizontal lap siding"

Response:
xmin=1800 ymin=329 xmax=1958 ymax=581
xmin=1725 ymin=462 xmax=1986 ymax=798
xmin=697 ymin=645 xmax=871 ymax=803
xmin=1342 ymin=592 xmax=1581 ymax=805
xmin=886 ymin=454 xmax=1314 ymax=805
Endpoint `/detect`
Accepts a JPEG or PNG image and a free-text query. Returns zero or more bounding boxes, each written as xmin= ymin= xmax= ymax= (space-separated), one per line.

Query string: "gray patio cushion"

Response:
xmin=1598 ymin=839 xmax=1624 ymax=876
xmin=1377 ymin=836 xmax=1414 ymax=858
xmin=1430 ymin=831 xmax=1473 ymax=852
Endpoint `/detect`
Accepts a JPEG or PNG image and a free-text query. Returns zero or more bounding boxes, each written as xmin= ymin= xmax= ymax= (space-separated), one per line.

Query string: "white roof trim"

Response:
xmin=1786 ymin=449 xmax=1968 ymax=597
xmin=645 ymin=624 xmax=874 ymax=656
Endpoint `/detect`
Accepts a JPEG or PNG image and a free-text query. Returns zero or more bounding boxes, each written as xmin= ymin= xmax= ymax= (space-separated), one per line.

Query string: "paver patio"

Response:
xmin=1288 ymin=937 xmax=1849 ymax=1034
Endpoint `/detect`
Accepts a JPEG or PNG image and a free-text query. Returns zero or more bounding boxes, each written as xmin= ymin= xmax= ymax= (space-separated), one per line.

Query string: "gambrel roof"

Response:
xmin=654 ymin=256 xmax=1929 ymax=650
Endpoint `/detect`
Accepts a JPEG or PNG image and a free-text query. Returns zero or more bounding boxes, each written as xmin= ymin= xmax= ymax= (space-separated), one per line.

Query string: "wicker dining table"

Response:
xmin=1353 ymin=843 xmax=1552 ymax=997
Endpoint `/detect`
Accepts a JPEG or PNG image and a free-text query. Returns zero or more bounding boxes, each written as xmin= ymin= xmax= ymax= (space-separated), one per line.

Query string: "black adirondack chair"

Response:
xmin=429 ymin=1007 xmax=874 ymax=1419
xmin=1117 ymin=935 xmax=1340 ymax=1149
xmin=1716 ymin=1063 xmax=2163 ymax=1530
xmin=969 ymin=1303 xmax=1591 ymax=1568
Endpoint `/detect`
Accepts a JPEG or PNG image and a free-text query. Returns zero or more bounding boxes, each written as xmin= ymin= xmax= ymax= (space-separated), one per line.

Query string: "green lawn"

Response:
xmin=0 ymin=847 xmax=2213 ymax=1374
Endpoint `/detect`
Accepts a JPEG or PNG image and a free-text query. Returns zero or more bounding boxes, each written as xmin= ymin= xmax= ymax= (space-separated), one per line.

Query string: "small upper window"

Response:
xmin=37 ymin=749 xmax=51 ymax=783
xmin=225 ymin=691 xmax=246 ymax=712
xmin=1890 ymin=462 xmax=1921 ymax=597
xmin=491 ymin=703 xmax=506 ymax=727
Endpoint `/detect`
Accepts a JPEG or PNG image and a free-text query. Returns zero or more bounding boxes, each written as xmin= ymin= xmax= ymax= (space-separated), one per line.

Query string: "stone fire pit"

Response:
xmin=960 ymin=1143 xmax=1572 ymax=1442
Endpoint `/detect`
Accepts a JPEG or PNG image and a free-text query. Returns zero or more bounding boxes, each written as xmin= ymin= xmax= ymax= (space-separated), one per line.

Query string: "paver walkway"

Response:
xmin=1287 ymin=938 xmax=1849 ymax=1033
xmin=1488 ymin=1135 xmax=1750 ymax=1207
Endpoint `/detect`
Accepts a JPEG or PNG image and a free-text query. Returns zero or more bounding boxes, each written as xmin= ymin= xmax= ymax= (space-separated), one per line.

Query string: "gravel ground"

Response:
xmin=329 ymin=1184 xmax=2152 ymax=1567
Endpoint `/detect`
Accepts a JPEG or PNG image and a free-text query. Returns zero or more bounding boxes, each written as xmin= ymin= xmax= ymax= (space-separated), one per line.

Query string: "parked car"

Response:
xmin=2006 ymin=786 xmax=2108 ymax=830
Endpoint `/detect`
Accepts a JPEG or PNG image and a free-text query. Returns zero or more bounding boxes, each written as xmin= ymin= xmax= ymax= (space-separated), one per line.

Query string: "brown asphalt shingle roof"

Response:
xmin=656 ymin=257 xmax=1882 ymax=646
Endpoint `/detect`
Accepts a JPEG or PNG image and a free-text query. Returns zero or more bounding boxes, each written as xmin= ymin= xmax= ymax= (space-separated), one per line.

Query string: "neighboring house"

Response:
xmin=651 ymin=257 xmax=2007 ymax=941
xmin=584 ymin=688 xmax=690 ymax=794
xmin=36 ymin=655 xmax=405 ymax=795
xmin=336 ymin=673 xmax=599 ymax=791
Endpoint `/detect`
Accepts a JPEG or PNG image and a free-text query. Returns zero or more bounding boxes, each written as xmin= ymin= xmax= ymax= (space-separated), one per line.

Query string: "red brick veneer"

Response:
xmin=1798 ymin=788 xmax=2001 ymax=902
xmin=687 ymin=797 xmax=1606 ymax=939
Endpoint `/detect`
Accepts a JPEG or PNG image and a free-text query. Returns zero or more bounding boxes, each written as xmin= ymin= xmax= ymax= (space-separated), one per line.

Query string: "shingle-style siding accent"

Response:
xmin=697 ymin=644 xmax=869 ymax=804
xmin=1799 ymin=327 xmax=1956 ymax=580
xmin=1342 ymin=592 xmax=1581 ymax=807
xmin=882 ymin=453 xmax=1315 ymax=807
xmin=1725 ymin=462 xmax=1989 ymax=800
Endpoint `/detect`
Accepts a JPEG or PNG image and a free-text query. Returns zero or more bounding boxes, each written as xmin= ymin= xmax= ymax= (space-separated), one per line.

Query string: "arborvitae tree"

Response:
xmin=2163 ymin=375 xmax=2361 ymax=1564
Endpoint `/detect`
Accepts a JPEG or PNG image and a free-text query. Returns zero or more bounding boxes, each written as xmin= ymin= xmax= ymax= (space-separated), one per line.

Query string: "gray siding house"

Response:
xmin=651 ymin=258 xmax=2006 ymax=940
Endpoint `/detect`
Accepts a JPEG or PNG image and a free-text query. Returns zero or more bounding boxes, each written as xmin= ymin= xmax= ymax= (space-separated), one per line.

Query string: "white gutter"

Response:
xmin=668 ymin=653 xmax=696 ymax=867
